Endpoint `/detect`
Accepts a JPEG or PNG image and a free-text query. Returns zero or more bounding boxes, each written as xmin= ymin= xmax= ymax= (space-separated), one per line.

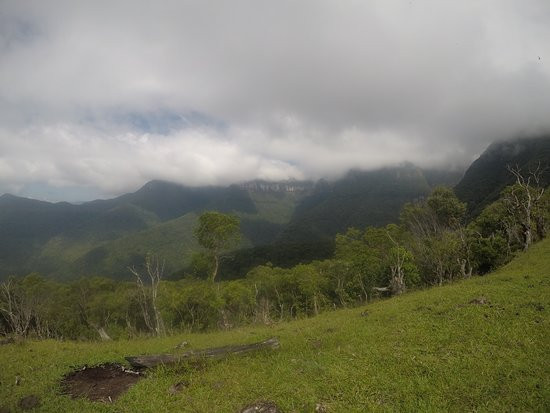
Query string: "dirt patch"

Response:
xmin=61 ymin=363 xmax=142 ymax=403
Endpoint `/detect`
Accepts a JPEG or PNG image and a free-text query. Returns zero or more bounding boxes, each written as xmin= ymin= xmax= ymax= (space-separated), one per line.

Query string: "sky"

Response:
xmin=1 ymin=0 xmax=549 ymax=202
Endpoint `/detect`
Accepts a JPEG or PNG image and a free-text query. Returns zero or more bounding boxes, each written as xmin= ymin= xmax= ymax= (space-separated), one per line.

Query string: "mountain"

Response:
xmin=277 ymin=164 xmax=463 ymax=243
xmin=454 ymin=136 xmax=550 ymax=216
xmin=0 ymin=166 xmax=463 ymax=281
xmin=0 ymin=180 xmax=311 ymax=280
xmin=215 ymin=165 xmax=463 ymax=279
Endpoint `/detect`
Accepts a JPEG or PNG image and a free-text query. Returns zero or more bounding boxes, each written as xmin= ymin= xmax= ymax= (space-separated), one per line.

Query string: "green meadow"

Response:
xmin=2 ymin=238 xmax=548 ymax=412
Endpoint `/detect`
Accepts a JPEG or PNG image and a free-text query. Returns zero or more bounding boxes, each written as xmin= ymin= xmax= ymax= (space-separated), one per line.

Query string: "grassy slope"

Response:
xmin=2 ymin=239 xmax=549 ymax=412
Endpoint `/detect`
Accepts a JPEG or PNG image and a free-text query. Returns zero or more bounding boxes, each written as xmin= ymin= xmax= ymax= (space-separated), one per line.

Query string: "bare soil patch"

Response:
xmin=61 ymin=363 xmax=142 ymax=403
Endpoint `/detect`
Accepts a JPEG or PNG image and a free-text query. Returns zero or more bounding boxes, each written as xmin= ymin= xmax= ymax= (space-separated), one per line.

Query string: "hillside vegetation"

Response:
xmin=0 ymin=183 xmax=308 ymax=280
xmin=455 ymin=135 xmax=550 ymax=216
xmin=2 ymin=238 xmax=548 ymax=412
xmin=2 ymin=136 xmax=549 ymax=281
xmin=0 ymin=166 xmax=458 ymax=281
xmin=278 ymin=165 xmax=461 ymax=243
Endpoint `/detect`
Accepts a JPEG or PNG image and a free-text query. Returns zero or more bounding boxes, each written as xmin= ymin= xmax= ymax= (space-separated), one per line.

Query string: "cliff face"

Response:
xmin=237 ymin=180 xmax=314 ymax=193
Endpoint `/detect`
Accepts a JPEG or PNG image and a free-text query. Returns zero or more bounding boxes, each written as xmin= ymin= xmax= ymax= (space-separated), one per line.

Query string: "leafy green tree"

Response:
xmin=427 ymin=186 xmax=466 ymax=228
xmin=334 ymin=227 xmax=384 ymax=301
xmin=70 ymin=277 xmax=134 ymax=340
xmin=401 ymin=187 xmax=469 ymax=284
xmin=220 ymin=280 xmax=256 ymax=325
xmin=534 ymin=190 xmax=550 ymax=239
xmin=467 ymin=199 xmax=515 ymax=272
xmin=368 ymin=224 xmax=419 ymax=294
xmin=188 ymin=251 xmax=215 ymax=279
xmin=466 ymin=230 xmax=508 ymax=274
xmin=291 ymin=264 xmax=329 ymax=316
xmin=246 ymin=264 xmax=279 ymax=322
xmin=195 ymin=212 xmax=241 ymax=282
xmin=159 ymin=279 xmax=223 ymax=331
xmin=334 ymin=225 xmax=418 ymax=297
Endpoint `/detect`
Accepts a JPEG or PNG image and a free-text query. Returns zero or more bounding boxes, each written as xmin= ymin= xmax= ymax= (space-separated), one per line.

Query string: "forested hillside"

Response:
xmin=455 ymin=135 xmax=550 ymax=216
xmin=278 ymin=165 xmax=462 ymax=243
xmin=0 ymin=181 xmax=310 ymax=280
xmin=0 ymin=167 xmax=458 ymax=280
xmin=2 ymin=133 xmax=548 ymax=282
xmin=3 ymin=170 xmax=547 ymax=340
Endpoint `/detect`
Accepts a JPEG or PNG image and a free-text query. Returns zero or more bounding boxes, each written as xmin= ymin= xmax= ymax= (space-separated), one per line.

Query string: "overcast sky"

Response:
xmin=1 ymin=0 xmax=549 ymax=201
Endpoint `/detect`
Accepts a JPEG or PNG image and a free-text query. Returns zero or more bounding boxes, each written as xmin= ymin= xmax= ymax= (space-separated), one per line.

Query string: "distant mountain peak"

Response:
xmin=0 ymin=193 xmax=19 ymax=199
xmin=140 ymin=180 xmax=186 ymax=190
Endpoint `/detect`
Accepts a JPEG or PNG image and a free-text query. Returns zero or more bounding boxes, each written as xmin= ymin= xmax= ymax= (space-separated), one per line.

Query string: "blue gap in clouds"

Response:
xmin=115 ymin=110 xmax=227 ymax=135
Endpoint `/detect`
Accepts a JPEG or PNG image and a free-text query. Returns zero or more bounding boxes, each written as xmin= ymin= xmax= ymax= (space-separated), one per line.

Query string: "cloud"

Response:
xmin=1 ymin=0 xmax=549 ymax=200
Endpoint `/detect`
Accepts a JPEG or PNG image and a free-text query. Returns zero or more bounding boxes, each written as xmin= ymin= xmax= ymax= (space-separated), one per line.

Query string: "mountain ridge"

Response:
xmin=454 ymin=135 xmax=550 ymax=216
xmin=5 ymin=134 xmax=549 ymax=282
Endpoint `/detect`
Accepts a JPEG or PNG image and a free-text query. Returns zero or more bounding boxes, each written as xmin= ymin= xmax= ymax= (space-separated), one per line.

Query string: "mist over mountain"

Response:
xmin=2 ymin=1 xmax=550 ymax=202
xmin=277 ymin=165 xmax=462 ymax=243
xmin=455 ymin=135 xmax=550 ymax=216
xmin=2 ymin=135 xmax=549 ymax=281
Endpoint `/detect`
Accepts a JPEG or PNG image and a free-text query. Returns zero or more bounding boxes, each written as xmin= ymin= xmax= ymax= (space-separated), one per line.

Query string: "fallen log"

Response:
xmin=125 ymin=337 xmax=280 ymax=369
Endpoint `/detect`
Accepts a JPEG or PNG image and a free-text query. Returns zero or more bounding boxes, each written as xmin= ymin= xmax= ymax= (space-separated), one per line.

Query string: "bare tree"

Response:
xmin=386 ymin=231 xmax=406 ymax=295
xmin=129 ymin=254 xmax=166 ymax=336
xmin=505 ymin=164 xmax=546 ymax=251
xmin=456 ymin=227 xmax=473 ymax=279
xmin=0 ymin=279 xmax=32 ymax=336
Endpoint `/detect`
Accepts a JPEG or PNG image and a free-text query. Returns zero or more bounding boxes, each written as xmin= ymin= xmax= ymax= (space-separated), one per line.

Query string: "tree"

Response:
xmin=401 ymin=187 xmax=469 ymax=284
xmin=334 ymin=227 xmax=384 ymax=301
xmin=503 ymin=164 xmax=546 ymax=251
xmin=427 ymin=186 xmax=466 ymax=229
xmin=194 ymin=211 xmax=241 ymax=282
xmin=0 ymin=277 xmax=33 ymax=336
xmin=0 ymin=274 xmax=58 ymax=338
xmin=385 ymin=225 xmax=419 ymax=294
xmin=129 ymin=254 xmax=166 ymax=336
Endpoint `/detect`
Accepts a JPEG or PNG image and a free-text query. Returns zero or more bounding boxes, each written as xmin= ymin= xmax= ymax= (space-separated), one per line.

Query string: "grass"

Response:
xmin=1 ymin=239 xmax=549 ymax=412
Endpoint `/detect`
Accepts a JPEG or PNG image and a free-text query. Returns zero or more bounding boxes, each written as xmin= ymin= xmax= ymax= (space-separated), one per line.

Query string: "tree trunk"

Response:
xmin=523 ymin=224 xmax=532 ymax=251
xmin=88 ymin=323 xmax=112 ymax=341
xmin=313 ymin=293 xmax=319 ymax=316
xmin=210 ymin=254 xmax=219 ymax=282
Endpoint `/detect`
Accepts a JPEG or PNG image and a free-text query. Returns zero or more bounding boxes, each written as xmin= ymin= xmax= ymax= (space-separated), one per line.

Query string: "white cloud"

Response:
xmin=0 ymin=0 xmax=549 ymax=200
